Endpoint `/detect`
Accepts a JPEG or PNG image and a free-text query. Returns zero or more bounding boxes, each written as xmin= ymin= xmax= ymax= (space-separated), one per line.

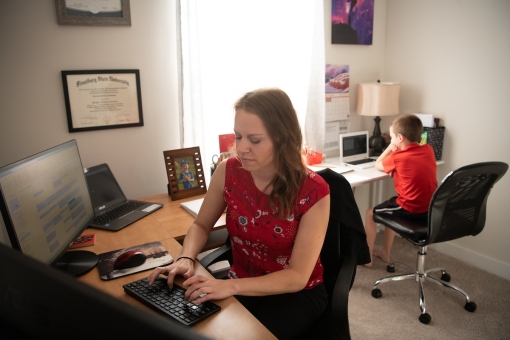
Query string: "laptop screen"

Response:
xmin=85 ymin=164 xmax=126 ymax=213
xmin=340 ymin=131 xmax=369 ymax=162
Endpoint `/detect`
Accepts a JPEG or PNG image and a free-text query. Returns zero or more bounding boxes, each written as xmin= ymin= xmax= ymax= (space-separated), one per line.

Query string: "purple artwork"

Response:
xmin=331 ymin=0 xmax=374 ymax=45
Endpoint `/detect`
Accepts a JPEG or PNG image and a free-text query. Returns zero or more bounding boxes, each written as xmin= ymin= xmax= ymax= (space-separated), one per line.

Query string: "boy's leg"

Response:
xmin=364 ymin=207 xmax=377 ymax=268
xmin=373 ymin=228 xmax=395 ymax=263
xmin=370 ymin=196 xmax=400 ymax=264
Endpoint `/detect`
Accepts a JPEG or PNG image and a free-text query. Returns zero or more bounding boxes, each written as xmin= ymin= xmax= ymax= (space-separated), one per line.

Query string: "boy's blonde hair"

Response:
xmin=391 ymin=114 xmax=423 ymax=143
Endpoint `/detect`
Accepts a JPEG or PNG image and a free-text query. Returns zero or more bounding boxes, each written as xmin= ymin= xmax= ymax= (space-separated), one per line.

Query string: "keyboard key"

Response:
xmin=93 ymin=201 xmax=146 ymax=225
xmin=123 ymin=277 xmax=221 ymax=326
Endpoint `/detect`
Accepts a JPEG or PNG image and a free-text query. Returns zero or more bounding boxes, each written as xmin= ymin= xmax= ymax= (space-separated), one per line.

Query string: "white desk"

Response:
xmin=310 ymin=156 xmax=444 ymax=210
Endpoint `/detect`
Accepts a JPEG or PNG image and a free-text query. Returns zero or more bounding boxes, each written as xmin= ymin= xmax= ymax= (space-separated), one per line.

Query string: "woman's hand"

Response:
xmin=147 ymin=257 xmax=195 ymax=288
xmin=183 ymin=275 xmax=235 ymax=304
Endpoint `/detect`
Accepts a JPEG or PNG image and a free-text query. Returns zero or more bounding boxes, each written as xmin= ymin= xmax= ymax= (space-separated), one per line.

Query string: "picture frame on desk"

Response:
xmin=61 ymin=69 xmax=143 ymax=132
xmin=55 ymin=0 xmax=131 ymax=26
xmin=163 ymin=147 xmax=207 ymax=200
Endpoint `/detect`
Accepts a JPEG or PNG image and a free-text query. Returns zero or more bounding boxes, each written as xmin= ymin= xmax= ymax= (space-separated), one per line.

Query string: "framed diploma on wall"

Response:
xmin=61 ymin=69 xmax=144 ymax=133
xmin=55 ymin=0 xmax=131 ymax=26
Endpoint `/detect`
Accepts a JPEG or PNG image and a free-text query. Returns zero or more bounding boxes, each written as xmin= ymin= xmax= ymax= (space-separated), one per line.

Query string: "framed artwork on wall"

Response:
xmin=163 ymin=147 xmax=207 ymax=200
xmin=61 ymin=69 xmax=143 ymax=133
xmin=331 ymin=0 xmax=374 ymax=45
xmin=55 ymin=0 xmax=131 ymax=26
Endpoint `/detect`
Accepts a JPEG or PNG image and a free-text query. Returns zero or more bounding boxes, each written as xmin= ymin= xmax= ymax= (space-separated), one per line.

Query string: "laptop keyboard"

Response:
xmin=92 ymin=201 xmax=146 ymax=225
xmin=123 ymin=277 xmax=221 ymax=326
xmin=347 ymin=158 xmax=376 ymax=165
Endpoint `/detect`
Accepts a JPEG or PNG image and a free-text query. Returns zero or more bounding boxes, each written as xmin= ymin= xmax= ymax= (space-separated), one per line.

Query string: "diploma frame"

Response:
xmin=163 ymin=147 xmax=208 ymax=200
xmin=55 ymin=0 xmax=131 ymax=26
xmin=61 ymin=69 xmax=144 ymax=133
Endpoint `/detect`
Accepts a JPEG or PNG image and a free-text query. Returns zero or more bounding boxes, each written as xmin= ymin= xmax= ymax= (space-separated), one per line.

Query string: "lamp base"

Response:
xmin=369 ymin=116 xmax=387 ymax=156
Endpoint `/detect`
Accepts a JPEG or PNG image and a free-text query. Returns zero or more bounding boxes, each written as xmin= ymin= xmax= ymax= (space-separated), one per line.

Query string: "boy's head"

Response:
xmin=390 ymin=114 xmax=423 ymax=143
xmin=181 ymin=159 xmax=189 ymax=171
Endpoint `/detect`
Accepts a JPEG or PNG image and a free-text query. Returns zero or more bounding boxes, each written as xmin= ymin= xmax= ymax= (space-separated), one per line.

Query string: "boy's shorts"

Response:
xmin=374 ymin=196 xmax=428 ymax=220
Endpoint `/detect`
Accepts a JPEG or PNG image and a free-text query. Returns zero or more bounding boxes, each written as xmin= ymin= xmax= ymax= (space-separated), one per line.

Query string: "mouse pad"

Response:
xmin=97 ymin=241 xmax=174 ymax=281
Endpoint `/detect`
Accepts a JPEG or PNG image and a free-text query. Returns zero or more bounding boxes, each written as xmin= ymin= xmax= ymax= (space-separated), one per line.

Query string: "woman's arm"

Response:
xmin=148 ymin=161 xmax=227 ymax=286
xmin=183 ymin=194 xmax=330 ymax=303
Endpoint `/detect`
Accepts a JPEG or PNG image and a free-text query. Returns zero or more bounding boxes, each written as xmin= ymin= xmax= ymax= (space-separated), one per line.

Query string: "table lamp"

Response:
xmin=356 ymin=80 xmax=400 ymax=156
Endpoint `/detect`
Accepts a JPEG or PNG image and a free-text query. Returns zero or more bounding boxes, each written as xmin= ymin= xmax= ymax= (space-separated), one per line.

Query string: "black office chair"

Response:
xmin=371 ymin=161 xmax=508 ymax=324
xmin=200 ymin=169 xmax=370 ymax=340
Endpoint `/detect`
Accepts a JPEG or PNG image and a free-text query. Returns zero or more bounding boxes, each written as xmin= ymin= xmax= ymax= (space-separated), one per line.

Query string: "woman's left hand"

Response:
xmin=182 ymin=275 xmax=234 ymax=304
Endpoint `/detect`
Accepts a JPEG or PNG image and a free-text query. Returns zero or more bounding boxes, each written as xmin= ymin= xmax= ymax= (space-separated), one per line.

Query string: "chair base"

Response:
xmin=371 ymin=246 xmax=477 ymax=324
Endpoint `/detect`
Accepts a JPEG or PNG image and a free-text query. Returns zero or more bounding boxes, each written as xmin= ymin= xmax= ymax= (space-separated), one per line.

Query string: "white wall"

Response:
xmin=0 ymin=0 xmax=180 ymax=201
xmin=324 ymin=0 xmax=394 ymax=218
xmin=383 ymin=0 xmax=510 ymax=279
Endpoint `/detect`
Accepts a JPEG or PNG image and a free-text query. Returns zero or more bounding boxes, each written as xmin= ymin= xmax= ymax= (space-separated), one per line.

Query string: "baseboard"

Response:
xmin=429 ymin=242 xmax=510 ymax=281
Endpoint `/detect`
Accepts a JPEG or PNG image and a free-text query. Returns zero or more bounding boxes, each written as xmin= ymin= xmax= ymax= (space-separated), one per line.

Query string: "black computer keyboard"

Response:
xmin=92 ymin=201 xmax=146 ymax=225
xmin=347 ymin=158 xmax=376 ymax=165
xmin=123 ymin=277 xmax=221 ymax=326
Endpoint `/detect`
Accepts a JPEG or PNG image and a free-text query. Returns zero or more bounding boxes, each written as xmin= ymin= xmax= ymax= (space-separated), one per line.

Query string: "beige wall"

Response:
xmin=0 ymin=0 xmax=180 ymax=200
xmin=383 ymin=0 xmax=510 ymax=279
xmin=325 ymin=0 xmax=510 ymax=279
xmin=1 ymin=1 xmax=509 ymax=279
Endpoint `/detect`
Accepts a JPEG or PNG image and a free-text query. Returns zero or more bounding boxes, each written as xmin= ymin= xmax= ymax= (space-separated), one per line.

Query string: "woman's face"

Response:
xmin=234 ymin=109 xmax=275 ymax=174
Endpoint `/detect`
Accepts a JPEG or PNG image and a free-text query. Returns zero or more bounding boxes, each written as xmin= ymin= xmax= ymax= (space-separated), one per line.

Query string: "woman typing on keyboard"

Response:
xmin=148 ymin=88 xmax=330 ymax=340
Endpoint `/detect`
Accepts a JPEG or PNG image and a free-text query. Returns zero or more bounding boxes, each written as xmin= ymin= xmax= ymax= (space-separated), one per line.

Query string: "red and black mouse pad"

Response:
xmin=97 ymin=241 xmax=173 ymax=281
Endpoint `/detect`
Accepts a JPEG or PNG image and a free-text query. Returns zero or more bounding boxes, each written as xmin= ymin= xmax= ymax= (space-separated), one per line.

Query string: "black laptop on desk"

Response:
xmin=85 ymin=163 xmax=163 ymax=231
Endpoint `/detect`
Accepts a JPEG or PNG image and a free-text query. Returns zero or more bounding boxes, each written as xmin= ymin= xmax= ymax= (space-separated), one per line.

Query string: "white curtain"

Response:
xmin=180 ymin=0 xmax=325 ymax=183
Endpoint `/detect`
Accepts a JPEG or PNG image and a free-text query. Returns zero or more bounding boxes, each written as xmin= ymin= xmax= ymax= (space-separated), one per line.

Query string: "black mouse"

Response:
xmin=113 ymin=250 xmax=147 ymax=270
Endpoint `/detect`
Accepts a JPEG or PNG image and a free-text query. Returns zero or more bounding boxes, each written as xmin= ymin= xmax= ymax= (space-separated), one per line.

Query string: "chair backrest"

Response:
xmin=316 ymin=169 xmax=370 ymax=298
xmin=427 ymin=161 xmax=508 ymax=244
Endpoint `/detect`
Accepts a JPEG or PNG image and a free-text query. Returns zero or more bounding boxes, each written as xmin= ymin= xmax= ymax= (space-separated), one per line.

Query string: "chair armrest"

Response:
xmin=199 ymin=243 xmax=232 ymax=269
xmin=331 ymin=255 xmax=356 ymax=340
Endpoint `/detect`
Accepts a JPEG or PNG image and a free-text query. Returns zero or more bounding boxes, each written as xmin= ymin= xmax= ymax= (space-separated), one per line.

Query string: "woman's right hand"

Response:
xmin=147 ymin=257 xmax=195 ymax=288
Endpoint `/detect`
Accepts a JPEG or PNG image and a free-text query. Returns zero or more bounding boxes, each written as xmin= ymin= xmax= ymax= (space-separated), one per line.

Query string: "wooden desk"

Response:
xmin=78 ymin=216 xmax=275 ymax=340
xmin=136 ymin=193 xmax=204 ymax=240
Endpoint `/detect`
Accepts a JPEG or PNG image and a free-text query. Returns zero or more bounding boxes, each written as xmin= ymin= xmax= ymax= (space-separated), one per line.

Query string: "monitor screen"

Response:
xmin=0 ymin=140 xmax=95 ymax=272
xmin=85 ymin=164 xmax=126 ymax=213
xmin=342 ymin=134 xmax=368 ymax=157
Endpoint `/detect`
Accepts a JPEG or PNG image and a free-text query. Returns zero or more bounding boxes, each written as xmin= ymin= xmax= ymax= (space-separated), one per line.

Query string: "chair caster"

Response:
xmin=387 ymin=264 xmax=395 ymax=273
xmin=464 ymin=301 xmax=477 ymax=312
xmin=419 ymin=313 xmax=431 ymax=324
xmin=372 ymin=288 xmax=382 ymax=298
xmin=440 ymin=272 xmax=451 ymax=282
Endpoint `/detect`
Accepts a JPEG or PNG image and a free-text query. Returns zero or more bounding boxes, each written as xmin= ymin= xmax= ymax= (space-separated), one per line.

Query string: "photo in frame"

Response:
xmin=163 ymin=147 xmax=207 ymax=200
xmin=61 ymin=69 xmax=143 ymax=133
xmin=55 ymin=0 xmax=131 ymax=26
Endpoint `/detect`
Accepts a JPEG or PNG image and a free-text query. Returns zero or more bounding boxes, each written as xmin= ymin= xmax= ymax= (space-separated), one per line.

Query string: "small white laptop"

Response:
xmin=340 ymin=131 xmax=376 ymax=169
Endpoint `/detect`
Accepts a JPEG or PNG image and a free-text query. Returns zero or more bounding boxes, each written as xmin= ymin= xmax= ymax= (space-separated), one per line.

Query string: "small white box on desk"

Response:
xmin=413 ymin=113 xmax=434 ymax=128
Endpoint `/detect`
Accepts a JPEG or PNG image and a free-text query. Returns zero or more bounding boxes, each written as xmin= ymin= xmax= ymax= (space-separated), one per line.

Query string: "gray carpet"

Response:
xmin=348 ymin=232 xmax=510 ymax=339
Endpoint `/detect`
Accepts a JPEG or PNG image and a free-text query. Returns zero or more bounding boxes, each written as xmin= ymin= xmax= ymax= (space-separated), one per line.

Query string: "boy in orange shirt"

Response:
xmin=364 ymin=114 xmax=437 ymax=267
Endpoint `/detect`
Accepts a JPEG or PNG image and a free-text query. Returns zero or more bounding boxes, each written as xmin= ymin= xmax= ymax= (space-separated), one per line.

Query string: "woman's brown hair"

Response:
xmin=234 ymin=88 xmax=306 ymax=220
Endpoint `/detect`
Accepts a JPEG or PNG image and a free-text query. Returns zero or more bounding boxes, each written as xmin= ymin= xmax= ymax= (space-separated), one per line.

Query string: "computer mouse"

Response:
xmin=113 ymin=250 xmax=147 ymax=270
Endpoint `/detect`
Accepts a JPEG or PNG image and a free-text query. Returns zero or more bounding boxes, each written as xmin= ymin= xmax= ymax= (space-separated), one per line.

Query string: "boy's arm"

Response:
xmin=375 ymin=143 xmax=397 ymax=172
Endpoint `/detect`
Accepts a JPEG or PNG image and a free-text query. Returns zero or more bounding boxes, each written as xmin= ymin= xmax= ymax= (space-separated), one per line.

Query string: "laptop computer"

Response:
xmin=340 ymin=131 xmax=376 ymax=169
xmin=85 ymin=163 xmax=163 ymax=231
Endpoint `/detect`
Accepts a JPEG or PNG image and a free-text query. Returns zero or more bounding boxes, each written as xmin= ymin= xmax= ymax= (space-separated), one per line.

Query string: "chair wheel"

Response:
xmin=419 ymin=313 xmax=431 ymax=324
xmin=372 ymin=288 xmax=382 ymax=298
xmin=465 ymin=301 xmax=477 ymax=312
xmin=440 ymin=272 xmax=451 ymax=282
xmin=387 ymin=264 xmax=395 ymax=273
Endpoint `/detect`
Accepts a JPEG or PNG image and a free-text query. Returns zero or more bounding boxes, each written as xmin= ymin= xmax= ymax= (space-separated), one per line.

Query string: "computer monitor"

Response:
xmin=0 ymin=242 xmax=210 ymax=340
xmin=0 ymin=140 xmax=97 ymax=276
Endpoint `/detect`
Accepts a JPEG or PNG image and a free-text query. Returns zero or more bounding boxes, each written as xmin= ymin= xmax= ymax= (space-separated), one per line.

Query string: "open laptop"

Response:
xmin=85 ymin=163 xmax=163 ymax=231
xmin=340 ymin=131 xmax=376 ymax=169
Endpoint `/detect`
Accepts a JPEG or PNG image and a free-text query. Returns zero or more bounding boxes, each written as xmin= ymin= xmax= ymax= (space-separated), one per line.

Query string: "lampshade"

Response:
xmin=356 ymin=82 xmax=400 ymax=117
